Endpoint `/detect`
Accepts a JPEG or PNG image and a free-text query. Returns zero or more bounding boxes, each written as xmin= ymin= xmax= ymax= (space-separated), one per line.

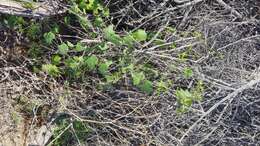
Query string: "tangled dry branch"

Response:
xmin=0 ymin=0 xmax=260 ymax=145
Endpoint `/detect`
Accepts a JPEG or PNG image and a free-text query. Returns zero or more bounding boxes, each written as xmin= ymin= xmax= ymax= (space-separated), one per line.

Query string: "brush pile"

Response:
xmin=0 ymin=0 xmax=259 ymax=145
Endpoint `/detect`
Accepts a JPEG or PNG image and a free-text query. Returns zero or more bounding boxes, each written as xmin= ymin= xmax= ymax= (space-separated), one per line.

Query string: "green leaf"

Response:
xmin=75 ymin=42 xmax=86 ymax=52
xmin=52 ymin=55 xmax=61 ymax=65
xmin=94 ymin=17 xmax=104 ymax=27
xmin=156 ymin=80 xmax=170 ymax=93
xmin=177 ymin=105 xmax=189 ymax=114
xmin=64 ymin=16 xmax=71 ymax=25
xmin=64 ymin=57 xmax=84 ymax=78
xmin=67 ymin=41 xmax=74 ymax=48
xmin=103 ymin=8 xmax=110 ymax=17
xmin=132 ymin=29 xmax=147 ymax=42
xmin=105 ymin=72 xmax=121 ymax=83
xmin=28 ymin=43 xmax=42 ymax=58
xmin=58 ymin=43 xmax=69 ymax=55
xmin=98 ymin=43 xmax=108 ymax=51
xmin=121 ymin=64 xmax=134 ymax=74
xmin=27 ymin=23 xmax=40 ymax=40
xmin=103 ymin=25 xmax=121 ymax=45
xmin=52 ymin=24 xmax=59 ymax=34
xmin=79 ymin=17 xmax=92 ymax=30
xmin=43 ymin=32 xmax=55 ymax=45
xmin=98 ymin=61 xmax=112 ymax=75
xmin=183 ymin=67 xmax=193 ymax=78
xmin=139 ymin=80 xmax=153 ymax=94
xmin=42 ymin=64 xmax=60 ymax=77
xmin=180 ymin=96 xmax=193 ymax=107
xmin=131 ymin=72 xmax=145 ymax=85
xmin=85 ymin=0 xmax=95 ymax=10
xmin=5 ymin=16 xmax=25 ymax=28
xmin=175 ymin=89 xmax=193 ymax=106
xmin=192 ymin=81 xmax=204 ymax=101
xmin=65 ymin=58 xmax=79 ymax=69
xmin=33 ymin=66 xmax=40 ymax=73
xmin=123 ymin=35 xmax=135 ymax=46
xmin=85 ymin=55 xmax=98 ymax=70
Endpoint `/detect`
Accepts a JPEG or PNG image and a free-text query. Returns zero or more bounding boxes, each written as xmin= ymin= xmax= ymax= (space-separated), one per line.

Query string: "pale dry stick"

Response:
xmin=209 ymin=20 xmax=254 ymax=26
xmin=215 ymin=0 xmax=242 ymax=18
xmin=139 ymin=41 xmax=201 ymax=54
xmin=59 ymin=34 xmax=84 ymax=40
xmin=194 ymin=126 xmax=218 ymax=146
xmin=142 ymin=20 xmax=169 ymax=48
xmin=178 ymin=74 xmax=260 ymax=145
xmin=113 ymin=101 xmax=160 ymax=121
xmin=217 ymin=35 xmax=260 ymax=51
xmin=165 ymin=0 xmax=205 ymax=13
xmin=133 ymin=0 xmax=205 ymax=31
xmin=141 ymin=37 xmax=197 ymax=52
xmin=252 ymin=124 xmax=260 ymax=130
xmin=0 ymin=72 xmax=9 ymax=83
xmin=178 ymin=5 xmax=193 ymax=29
xmin=174 ymin=0 xmax=192 ymax=4
xmin=198 ymin=76 xmax=235 ymax=91
xmin=142 ymin=52 xmax=179 ymax=61
xmin=174 ymin=37 xmax=197 ymax=43
xmin=47 ymin=123 xmax=73 ymax=146
xmin=80 ymin=39 xmax=102 ymax=44
xmin=203 ymin=74 xmax=233 ymax=87
xmin=67 ymin=108 xmax=147 ymax=136
xmin=195 ymin=97 xmax=233 ymax=146
xmin=27 ymin=104 xmax=43 ymax=143
xmin=113 ymin=112 xmax=161 ymax=120
xmin=71 ymin=125 xmax=82 ymax=146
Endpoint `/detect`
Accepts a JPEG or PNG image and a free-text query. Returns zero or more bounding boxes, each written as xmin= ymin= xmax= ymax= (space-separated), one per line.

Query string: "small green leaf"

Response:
xmin=131 ymin=72 xmax=145 ymax=85
xmin=103 ymin=8 xmax=110 ymax=17
xmin=98 ymin=43 xmax=108 ymax=51
xmin=179 ymin=52 xmax=188 ymax=61
xmin=105 ymin=72 xmax=121 ymax=83
xmin=94 ymin=17 xmax=104 ymax=27
xmin=52 ymin=55 xmax=61 ymax=65
xmin=65 ymin=58 xmax=79 ymax=69
xmin=43 ymin=32 xmax=55 ymax=44
xmin=33 ymin=66 xmax=40 ymax=73
xmin=104 ymin=25 xmax=121 ymax=45
xmin=79 ymin=17 xmax=92 ymax=30
xmin=183 ymin=67 xmax=193 ymax=78
xmin=175 ymin=89 xmax=193 ymax=106
xmin=123 ymin=35 xmax=135 ymax=46
xmin=58 ymin=43 xmax=69 ymax=55
xmin=156 ymin=80 xmax=172 ymax=93
xmin=192 ymin=81 xmax=204 ymax=101
xmin=75 ymin=42 xmax=86 ymax=52
xmin=52 ymin=24 xmax=59 ymax=34
xmin=85 ymin=55 xmax=98 ymax=70
xmin=67 ymin=41 xmax=74 ymax=48
xmin=177 ymin=105 xmax=189 ymax=114
xmin=180 ymin=96 xmax=193 ymax=107
xmin=98 ymin=61 xmax=112 ymax=75
xmin=64 ymin=16 xmax=71 ymax=25
xmin=27 ymin=23 xmax=40 ymax=40
xmin=132 ymin=29 xmax=147 ymax=42
xmin=139 ymin=80 xmax=153 ymax=94
xmin=122 ymin=64 xmax=134 ymax=73
xmin=42 ymin=64 xmax=60 ymax=77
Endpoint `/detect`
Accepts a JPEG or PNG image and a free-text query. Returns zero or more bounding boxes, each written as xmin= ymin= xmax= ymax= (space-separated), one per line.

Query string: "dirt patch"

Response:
xmin=0 ymin=83 xmax=53 ymax=146
xmin=0 ymin=89 xmax=24 ymax=146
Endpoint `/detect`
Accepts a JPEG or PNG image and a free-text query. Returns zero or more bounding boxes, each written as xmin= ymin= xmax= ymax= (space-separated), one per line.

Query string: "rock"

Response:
xmin=0 ymin=0 xmax=65 ymax=18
